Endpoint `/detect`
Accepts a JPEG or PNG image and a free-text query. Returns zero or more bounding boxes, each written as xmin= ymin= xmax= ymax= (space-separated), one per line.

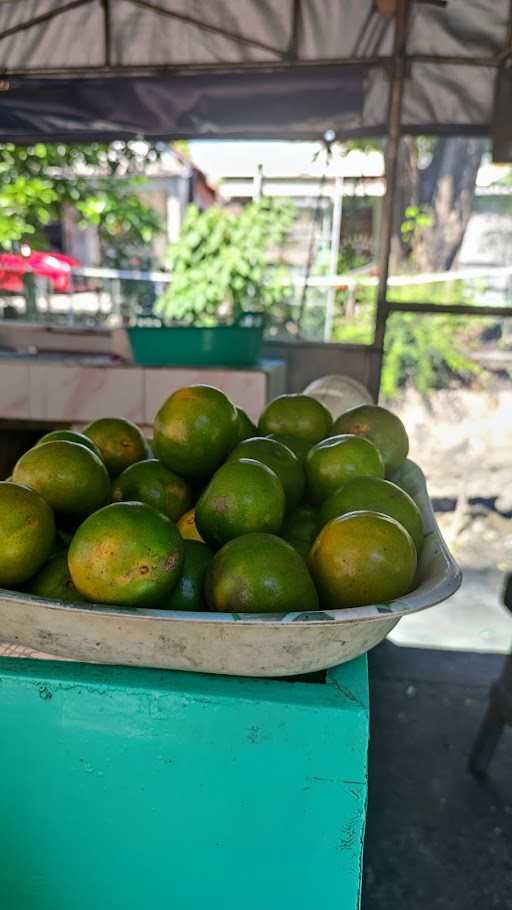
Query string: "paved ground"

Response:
xmin=364 ymin=641 xmax=512 ymax=910
xmin=390 ymin=568 xmax=512 ymax=654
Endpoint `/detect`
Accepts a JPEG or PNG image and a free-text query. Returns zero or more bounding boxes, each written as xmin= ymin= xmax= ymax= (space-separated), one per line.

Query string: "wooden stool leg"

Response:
xmin=468 ymin=699 xmax=505 ymax=778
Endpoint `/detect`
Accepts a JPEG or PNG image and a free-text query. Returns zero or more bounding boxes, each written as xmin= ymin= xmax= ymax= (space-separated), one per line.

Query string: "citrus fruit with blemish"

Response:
xmin=332 ymin=404 xmax=409 ymax=476
xmin=205 ymin=532 xmax=319 ymax=614
xmin=227 ymin=436 xmax=304 ymax=510
xmin=320 ymin=476 xmax=424 ymax=553
xmin=13 ymin=440 xmax=110 ymax=516
xmin=196 ymin=458 xmax=285 ymax=548
xmin=0 ymin=481 xmax=55 ymax=586
xmin=258 ymin=394 xmax=332 ymax=444
xmin=306 ymin=434 xmax=384 ymax=504
xmin=309 ymin=510 xmax=417 ymax=609
xmin=154 ymin=385 xmax=238 ymax=480
xmin=68 ymin=501 xmax=184 ymax=607
xmin=111 ymin=459 xmax=192 ymax=522
xmin=82 ymin=417 xmax=147 ymax=477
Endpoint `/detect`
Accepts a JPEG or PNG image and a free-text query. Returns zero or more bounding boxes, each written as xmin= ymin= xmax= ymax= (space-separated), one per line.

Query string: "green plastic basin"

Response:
xmin=127 ymin=323 xmax=264 ymax=367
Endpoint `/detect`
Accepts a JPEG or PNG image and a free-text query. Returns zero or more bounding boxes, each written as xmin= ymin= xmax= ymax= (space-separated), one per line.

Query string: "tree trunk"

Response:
xmin=390 ymin=137 xmax=486 ymax=274
xmin=389 ymin=136 xmax=419 ymax=272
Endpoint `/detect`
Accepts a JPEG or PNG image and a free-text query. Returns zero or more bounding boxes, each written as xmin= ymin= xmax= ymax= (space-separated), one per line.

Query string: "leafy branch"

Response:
xmin=156 ymin=199 xmax=295 ymax=325
xmin=0 ymin=142 xmax=163 ymax=264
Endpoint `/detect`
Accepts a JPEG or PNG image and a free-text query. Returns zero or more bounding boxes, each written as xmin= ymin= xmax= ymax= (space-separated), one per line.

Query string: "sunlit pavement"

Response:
xmin=390 ymin=568 xmax=512 ymax=655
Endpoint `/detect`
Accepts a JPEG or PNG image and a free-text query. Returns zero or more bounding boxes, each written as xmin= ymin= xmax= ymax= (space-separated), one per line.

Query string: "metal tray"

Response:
xmin=0 ymin=460 xmax=461 ymax=677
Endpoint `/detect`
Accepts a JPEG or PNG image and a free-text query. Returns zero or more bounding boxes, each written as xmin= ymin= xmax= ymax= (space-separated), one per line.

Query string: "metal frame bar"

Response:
xmin=387 ymin=302 xmax=512 ymax=318
xmin=490 ymin=0 xmax=512 ymax=161
xmin=496 ymin=1 xmax=512 ymax=65
xmin=0 ymin=57 xmax=385 ymax=78
xmin=0 ymin=54 xmax=502 ymax=78
xmin=371 ymin=0 xmax=410 ymax=399
xmin=101 ymin=0 xmax=112 ymax=69
xmin=286 ymin=0 xmax=302 ymax=61
xmin=410 ymin=54 xmax=498 ymax=67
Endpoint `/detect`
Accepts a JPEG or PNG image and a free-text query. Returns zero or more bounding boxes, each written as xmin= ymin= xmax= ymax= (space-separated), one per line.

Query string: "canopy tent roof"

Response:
xmin=0 ymin=0 xmax=510 ymax=144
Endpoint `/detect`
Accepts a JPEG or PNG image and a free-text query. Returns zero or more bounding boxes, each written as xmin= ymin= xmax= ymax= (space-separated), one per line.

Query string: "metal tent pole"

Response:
xmin=372 ymin=0 xmax=410 ymax=400
xmin=324 ymin=175 xmax=344 ymax=342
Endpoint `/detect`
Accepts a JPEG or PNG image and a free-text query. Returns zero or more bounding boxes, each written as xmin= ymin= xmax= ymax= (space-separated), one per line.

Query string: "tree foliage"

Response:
xmin=157 ymin=199 xmax=295 ymax=324
xmin=333 ymin=279 xmax=483 ymax=399
xmin=0 ymin=142 xmax=162 ymax=263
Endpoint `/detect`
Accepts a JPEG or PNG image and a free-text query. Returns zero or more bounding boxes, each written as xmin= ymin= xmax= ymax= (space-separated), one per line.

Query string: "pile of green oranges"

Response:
xmin=0 ymin=386 xmax=421 ymax=615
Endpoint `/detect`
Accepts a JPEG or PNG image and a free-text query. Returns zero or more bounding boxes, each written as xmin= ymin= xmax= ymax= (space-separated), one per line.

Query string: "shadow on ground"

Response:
xmin=363 ymin=640 xmax=512 ymax=910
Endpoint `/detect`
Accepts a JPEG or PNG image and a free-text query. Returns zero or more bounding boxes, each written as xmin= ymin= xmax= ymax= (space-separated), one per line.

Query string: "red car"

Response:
xmin=0 ymin=251 xmax=80 ymax=294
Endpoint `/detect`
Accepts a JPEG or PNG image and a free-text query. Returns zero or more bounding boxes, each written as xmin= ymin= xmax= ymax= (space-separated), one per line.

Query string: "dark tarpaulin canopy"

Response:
xmin=0 ymin=0 xmax=510 ymax=145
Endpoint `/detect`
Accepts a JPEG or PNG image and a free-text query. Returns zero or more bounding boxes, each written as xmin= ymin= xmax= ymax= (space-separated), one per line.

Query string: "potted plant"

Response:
xmin=127 ymin=199 xmax=294 ymax=367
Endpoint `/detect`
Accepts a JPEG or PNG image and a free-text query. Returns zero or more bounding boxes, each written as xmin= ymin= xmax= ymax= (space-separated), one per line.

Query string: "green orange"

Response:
xmin=13 ymin=440 xmax=110 ymax=515
xmin=320 ymin=476 xmax=424 ymax=552
xmin=36 ymin=429 xmax=103 ymax=461
xmin=268 ymin=433 xmax=312 ymax=463
xmin=68 ymin=502 xmax=184 ymax=608
xmin=306 ymin=434 xmax=384 ymax=503
xmin=82 ymin=417 xmax=147 ymax=477
xmin=154 ymin=385 xmax=238 ymax=480
xmin=332 ymin=405 xmax=409 ymax=476
xmin=177 ymin=508 xmax=204 ymax=542
xmin=0 ymin=481 xmax=56 ymax=586
xmin=111 ymin=459 xmax=192 ymax=522
xmin=196 ymin=458 xmax=285 ymax=548
xmin=166 ymin=540 xmax=213 ymax=612
xmin=309 ymin=510 xmax=417 ymax=609
xmin=258 ymin=394 xmax=332 ymax=444
xmin=205 ymin=532 xmax=319 ymax=614
xmin=281 ymin=503 xmax=319 ymax=558
xmin=228 ymin=436 xmax=304 ymax=510
xmin=29 ymin=550 xmax=82 ymax=603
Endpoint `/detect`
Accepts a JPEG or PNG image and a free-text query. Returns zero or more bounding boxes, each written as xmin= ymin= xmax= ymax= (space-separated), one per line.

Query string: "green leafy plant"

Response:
xmin=400 ymin=204 xmax=433 ymax=247
xmin=331 ymin=278 xmax=486 ymax=398
xmin=156 ymin=199 xmax=295 ymax=325
xmin=381 ymin=311 xmax=483 ymax=399
xmin=0 ymin=142 xmax=162 ymax=265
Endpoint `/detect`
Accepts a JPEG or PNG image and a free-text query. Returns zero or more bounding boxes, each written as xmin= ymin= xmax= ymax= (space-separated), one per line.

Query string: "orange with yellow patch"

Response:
xmin=68 ymin=501 xmax=183 ymax=607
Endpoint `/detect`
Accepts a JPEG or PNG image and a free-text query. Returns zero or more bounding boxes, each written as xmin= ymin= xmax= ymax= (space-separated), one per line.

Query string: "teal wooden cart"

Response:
xmin=0 ymin=655 xmax=369 ymax=910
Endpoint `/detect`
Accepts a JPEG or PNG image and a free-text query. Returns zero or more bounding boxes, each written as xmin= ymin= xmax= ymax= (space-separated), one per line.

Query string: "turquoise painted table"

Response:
xmin=0 ymin=656 xmax=369 ymax=910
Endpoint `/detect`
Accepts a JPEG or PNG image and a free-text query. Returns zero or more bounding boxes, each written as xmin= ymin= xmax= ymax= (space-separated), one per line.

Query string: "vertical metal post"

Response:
xmin=372 ymin=0 xmax=410 ymax=397
xmin=253 ymin=163 xmax=264 ymax=201
xmin=324 ymin=175 xmax=344 ymax=342
xmin=102 ymin=0 xmax=112 ymax=67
